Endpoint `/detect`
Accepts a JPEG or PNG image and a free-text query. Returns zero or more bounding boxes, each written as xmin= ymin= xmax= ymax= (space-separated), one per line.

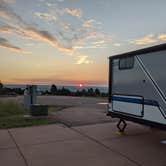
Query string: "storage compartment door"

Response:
xmin=112 ymin=94 xmax=143 ymax=117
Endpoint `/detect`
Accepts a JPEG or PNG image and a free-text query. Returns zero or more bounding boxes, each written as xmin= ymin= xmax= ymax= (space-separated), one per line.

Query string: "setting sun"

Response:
xmin=79 ymin=84 xmax=83 ymax=87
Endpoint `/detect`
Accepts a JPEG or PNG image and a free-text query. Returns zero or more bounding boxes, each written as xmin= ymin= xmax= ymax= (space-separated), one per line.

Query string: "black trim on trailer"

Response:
xmin=113 ymin=93 xmax=143 ymax=98
xmin=113 ymin=110 xmax=144 ymax=118
xmin=107 ymin=111 xmax=166 ymax=130
xmin=108 ymin=58 xmax=113 ymax=102
xmin=112 ymin=96 xmax=159 ymax=106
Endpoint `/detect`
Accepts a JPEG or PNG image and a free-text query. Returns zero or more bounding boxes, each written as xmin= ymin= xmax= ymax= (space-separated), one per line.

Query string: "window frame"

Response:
xmin=119 ymin=56 xmax=135 ymax=70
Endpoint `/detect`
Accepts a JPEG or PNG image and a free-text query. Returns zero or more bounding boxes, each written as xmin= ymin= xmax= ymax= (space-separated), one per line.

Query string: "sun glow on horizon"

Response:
xmin=79 ymin=83 xmax=83 ymax=87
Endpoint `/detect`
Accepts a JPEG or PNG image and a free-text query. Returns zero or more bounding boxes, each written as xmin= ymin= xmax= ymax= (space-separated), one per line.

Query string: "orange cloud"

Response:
xmin=134 ymin=34 xmax=157 ymax=45
xmin=17 ymin=27 xmax=73 ymax=52
xmin=0 ymin=0 xmax=73 ymax=53
xmin=0 ymin=0 xmax=111 ymax=54
xmin=158 ymin=34 xmax=166 ymax=41
xmin=62 ymin=8 xmax=82 ymax=18
xmin=76 ymin=56 xmax=93 ymax=65
xmin=0 ymin=25 xmax=12 ymax=33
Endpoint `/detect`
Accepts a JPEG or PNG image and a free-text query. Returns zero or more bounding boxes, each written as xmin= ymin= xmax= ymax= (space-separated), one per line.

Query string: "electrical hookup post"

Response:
xmin=24 ymin=85 xmax=37 ymax=111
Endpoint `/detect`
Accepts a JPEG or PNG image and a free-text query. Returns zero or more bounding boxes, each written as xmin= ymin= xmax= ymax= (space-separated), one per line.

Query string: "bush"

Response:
xmin=50 ymin=84 xmax=57 ymax=95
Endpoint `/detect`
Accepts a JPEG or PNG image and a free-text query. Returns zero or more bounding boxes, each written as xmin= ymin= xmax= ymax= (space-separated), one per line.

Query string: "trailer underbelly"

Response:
xmin=107 ymin=110 xmax=166 ymax=130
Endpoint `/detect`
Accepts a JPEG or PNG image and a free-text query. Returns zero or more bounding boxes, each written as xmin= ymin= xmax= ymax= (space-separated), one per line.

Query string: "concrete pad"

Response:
xmin=0 ymin=96 xmax=23 ymax=104
xmin=9 ymin=124 xmax=82 ymax=146
xmin=0 ymin=148 xmax=26 ymax=166
xmin=73 ymin=122 xmax=166 ymax=165
xmin=37 ymin=96 xmax=107 ymax=106
xmin=103 ymin=130 xmax=166 ymax=166
xmin=20 ymin=138 xmax=137 ymax=166
xmin=0 ymin=130 xmax=16 ymax=149
xmin=54 ymin=107 xmax=112 ymax=127
xmin=0 ymin=95 xmax=107 ymax=107
xmin=73 ymin=122 xmax=151 ymax=141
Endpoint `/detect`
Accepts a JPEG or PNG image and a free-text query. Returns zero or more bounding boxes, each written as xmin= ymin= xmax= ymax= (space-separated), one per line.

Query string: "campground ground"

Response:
xmin=0 ymin=95 xmax=166 ymax=166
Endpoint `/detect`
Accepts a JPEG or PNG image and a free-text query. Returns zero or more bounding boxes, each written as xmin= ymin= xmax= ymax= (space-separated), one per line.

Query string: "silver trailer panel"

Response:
xmin=108 ymin=43 xmax=166 ymax=130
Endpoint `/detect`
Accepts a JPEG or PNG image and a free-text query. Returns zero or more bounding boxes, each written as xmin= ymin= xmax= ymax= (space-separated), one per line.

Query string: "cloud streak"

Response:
xmin=62 ymin=8 xmax=82 ymax=18
xmin=17 ymin=27 xmax=73 ymax=52
xmin=158 ymin=34 xmax=166 ymax=41
xmin=133 ymin=34 xmax=166 ymax=46
xmin=0 ymin=37 xmax=24 ymax=52
xmin=0 ymin=25 xmax=12 ymax=33
xmin=35 ymin=1 xmax=113 ymax=51
xmin=82 ymin=19 xmax=101 ymax=29
xmin=76 ymin=55 xmax=93 ymax=65
xmin=0 ymin=0 xmax=113 ymax=55
xmin=0 ymin=0 xmax=73 ymax=53
xmin=134 ymin=34 xmax=157 ymax=45
xmin=34 ymin=12 xmax=57 ymax=22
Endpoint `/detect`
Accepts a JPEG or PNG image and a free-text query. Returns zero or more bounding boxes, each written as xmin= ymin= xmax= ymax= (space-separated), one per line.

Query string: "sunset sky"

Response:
xmin=0 ymin=0 xmax=166 ymax=86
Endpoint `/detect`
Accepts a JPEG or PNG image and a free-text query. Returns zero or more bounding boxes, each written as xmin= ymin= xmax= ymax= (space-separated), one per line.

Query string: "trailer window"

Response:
xmin=119 ymin=57 xmax=134 ymax=70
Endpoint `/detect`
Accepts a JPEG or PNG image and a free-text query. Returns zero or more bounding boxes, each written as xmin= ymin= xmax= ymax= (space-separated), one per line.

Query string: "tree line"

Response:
xmin=0 ymin=82 xmax=108 ymax=97
xmin=0 ymin=82 xmax=24 ymax=95
xmin=42 ymin=84 xmax=108 ymax=97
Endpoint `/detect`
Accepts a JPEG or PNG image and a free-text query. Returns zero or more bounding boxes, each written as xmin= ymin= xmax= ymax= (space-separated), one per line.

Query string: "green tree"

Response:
xmin=0 ymin=82 xmax=3 ymax=89
xmin=61 ymin=87 xmax=71 ymax=96
xmin=81 ymin=89 xmax=87 ymax=96
xmin=88 ymin=88 xmax=94 ymax=96
xmin=95 ymin=88 xmax=100 ymax=96
xmin=50 ymin=84 xmax=57 ymax=95
xmin=75 ymin=90 xmax=81 ymax=96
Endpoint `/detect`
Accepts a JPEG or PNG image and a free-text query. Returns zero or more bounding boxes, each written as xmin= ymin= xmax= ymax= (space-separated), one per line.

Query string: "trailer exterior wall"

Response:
xmin=108 ymin=43 xmax=166 ymax=129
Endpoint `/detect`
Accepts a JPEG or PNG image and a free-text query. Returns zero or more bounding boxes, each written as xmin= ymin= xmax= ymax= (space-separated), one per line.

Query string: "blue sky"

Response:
xmin=0 ymin=0 xmax=166 ymax=85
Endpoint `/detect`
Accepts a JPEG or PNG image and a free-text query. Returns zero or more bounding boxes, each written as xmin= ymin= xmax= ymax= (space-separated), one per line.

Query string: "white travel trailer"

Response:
xmin=107 ymin=43 xmax=166 ymax=132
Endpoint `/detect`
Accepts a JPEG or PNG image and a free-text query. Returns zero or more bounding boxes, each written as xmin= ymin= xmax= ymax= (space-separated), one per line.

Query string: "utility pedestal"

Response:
xmin=24 ymin=85 xmax=37 ymax=111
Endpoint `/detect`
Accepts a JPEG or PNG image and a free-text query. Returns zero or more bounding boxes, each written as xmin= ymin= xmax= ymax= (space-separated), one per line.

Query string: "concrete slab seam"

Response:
xmin=7 ymin=130 xmax=29 ymax=166
xmin=71 ymin=127 xmax=142 ymax=166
